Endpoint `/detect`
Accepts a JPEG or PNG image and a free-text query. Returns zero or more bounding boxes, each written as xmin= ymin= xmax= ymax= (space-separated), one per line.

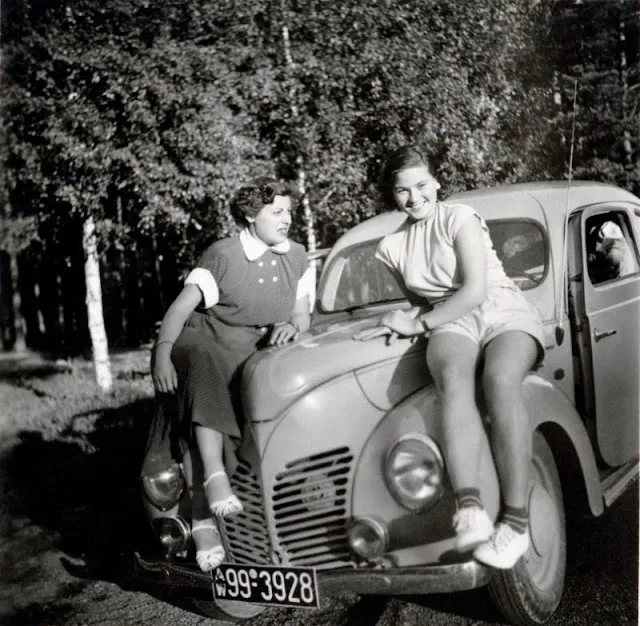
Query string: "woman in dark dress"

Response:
xmin=152 ymin=178 xmax=312 ymax=571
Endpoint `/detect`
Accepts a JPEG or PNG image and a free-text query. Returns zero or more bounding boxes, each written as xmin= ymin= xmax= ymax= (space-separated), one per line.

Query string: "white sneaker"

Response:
xmin=473 ymin=522 xmax=530 ymax=569
xmin=453 ymin=506 xmax=494 ymax=552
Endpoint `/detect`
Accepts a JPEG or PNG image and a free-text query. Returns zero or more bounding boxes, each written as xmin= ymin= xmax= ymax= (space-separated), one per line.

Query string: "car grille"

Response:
xmin=222 ymin=447 xmax=355 ymax=569
xmin=272 ymin=446 xmax=354 ymax=569
xmin=221 ymin=460 xmax=271 ymax=565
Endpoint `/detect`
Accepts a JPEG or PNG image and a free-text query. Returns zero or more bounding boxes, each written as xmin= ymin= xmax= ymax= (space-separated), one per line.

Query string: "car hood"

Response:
xmin=241 ymin=317 xmax=423 ymax=422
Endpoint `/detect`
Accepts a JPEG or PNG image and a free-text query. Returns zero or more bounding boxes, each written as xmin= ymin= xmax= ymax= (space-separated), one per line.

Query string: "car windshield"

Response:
xmin=319 ymin=220 xmax=547 ymax=312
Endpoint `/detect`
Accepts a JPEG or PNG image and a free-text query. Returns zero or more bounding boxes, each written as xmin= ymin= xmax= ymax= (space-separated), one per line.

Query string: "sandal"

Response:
xmin=204 ymin=471 xmax=243 ymax=518
xmin=192 ymin=521 xmax=225 ymax=572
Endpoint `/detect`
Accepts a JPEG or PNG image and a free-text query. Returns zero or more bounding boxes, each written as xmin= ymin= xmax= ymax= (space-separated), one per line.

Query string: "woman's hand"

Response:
xmin=268 ymin=322 xmax=299 ymax=346
xmin=152 ymin=345 xmax=178 ymax=393
xmin=354 ymin=310 xmax=424 ymax=343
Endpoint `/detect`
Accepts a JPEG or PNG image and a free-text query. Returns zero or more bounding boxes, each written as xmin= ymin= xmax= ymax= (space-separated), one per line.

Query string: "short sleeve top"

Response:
xmin=185 ymin=234 xmax=309 ymax=329
xmin=376 ymin=202 xmax=513 ymax=302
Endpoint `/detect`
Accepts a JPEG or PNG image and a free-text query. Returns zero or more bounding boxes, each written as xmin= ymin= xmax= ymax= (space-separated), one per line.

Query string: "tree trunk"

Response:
xmin=280 ymin=0 xmax=316 ymax=256
xmin=618 ymin=2 xmax=633 ymax=187
xmin=11 ymin=252 xmax=27 ymax=352
xmin=0 ymin=251 xmax=16 ymax=351
xmin=116 ymin=195 xmax=128 ymax=341
xmin=280 ymin=1 xmax=318 ymax=307
xmin=82 ymin=215 xmax=112 ymax=392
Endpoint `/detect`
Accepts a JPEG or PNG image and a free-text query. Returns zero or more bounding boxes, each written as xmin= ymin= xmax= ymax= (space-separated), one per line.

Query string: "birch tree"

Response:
xmin=83 ymin=215 xmax=112 ymax=391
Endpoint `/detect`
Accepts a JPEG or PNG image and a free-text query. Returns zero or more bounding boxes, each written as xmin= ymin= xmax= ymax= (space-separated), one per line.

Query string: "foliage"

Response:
xmin=546 ymin=0 xmax=639 ymax=194
xmin=0 ymin=0 xmax=637 ymax=351
xmin=2 ymin=0 xmax=271 ymax=265
xmin=234 ymin=0 xmax=555 ymax=244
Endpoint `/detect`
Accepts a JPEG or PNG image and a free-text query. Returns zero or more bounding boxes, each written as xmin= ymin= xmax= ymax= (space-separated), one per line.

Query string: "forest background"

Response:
xmin=0 ymin=0 xmax=638 ymax=389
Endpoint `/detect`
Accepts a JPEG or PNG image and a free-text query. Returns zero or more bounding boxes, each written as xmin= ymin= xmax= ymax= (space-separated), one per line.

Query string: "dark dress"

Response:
xmin=171 ymin=235 xmax=308 ymax=456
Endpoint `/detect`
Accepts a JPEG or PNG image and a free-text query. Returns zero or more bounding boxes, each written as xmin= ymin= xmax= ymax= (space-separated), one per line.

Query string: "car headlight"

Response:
xmin=142 ymin=463 xmax=185 ymax=511
xmin=385 ymin=434 xmax=444 ymax=513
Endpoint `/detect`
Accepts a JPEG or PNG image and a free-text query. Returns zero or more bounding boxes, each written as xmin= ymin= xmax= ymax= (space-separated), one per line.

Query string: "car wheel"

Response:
xmin=191 ymin=597 xmax=266 ymax=621
xmin=488 ymin=433 xmax=567 ymax=626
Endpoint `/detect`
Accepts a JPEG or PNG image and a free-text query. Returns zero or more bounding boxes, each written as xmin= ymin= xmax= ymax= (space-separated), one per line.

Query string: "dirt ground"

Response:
xmin=0 ymin=350 xmax=637 ymax=626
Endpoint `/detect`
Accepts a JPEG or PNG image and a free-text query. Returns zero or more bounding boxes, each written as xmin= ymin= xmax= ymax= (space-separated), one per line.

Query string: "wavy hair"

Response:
xmin=230 ymin=177 xmax=296 ymax=227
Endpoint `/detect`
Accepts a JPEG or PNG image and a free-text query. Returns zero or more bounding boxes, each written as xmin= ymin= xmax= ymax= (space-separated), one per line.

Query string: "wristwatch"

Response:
xmin=419 ymin=317 xmax=430 ymax=333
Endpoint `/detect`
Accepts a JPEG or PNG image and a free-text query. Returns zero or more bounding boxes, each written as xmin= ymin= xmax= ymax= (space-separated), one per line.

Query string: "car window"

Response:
xmin=320 ymin=220 xmax=547 ymax=312
xmin=585 ymin=211 xmax=639 ymax=285
xmin=487 ymin=221 xmax=547 ymax=291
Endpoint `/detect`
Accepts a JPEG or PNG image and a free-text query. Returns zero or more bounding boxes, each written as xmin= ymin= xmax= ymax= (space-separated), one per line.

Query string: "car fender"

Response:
xmin=353 ymin=372 xmax=604 ymax=525
xmin=521 ymin=374 xmax=604 ymax=517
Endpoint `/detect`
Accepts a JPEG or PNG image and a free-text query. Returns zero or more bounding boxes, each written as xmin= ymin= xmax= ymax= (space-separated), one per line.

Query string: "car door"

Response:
xmin=581 ymin=204 xmax=640 ymax=467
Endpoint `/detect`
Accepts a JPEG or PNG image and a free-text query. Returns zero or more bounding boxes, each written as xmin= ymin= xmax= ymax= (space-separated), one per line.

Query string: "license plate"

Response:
xmin=212 ymin=562 xmax=319 ymax=609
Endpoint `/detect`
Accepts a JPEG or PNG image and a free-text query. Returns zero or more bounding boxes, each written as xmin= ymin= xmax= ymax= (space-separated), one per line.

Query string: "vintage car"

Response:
xmin=135 ymin=181 xmax=640 ymax=625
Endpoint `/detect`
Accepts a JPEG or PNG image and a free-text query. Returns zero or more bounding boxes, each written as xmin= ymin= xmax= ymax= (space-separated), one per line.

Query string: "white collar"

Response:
xmin=239 ymin=228 xmax=291 ymax=261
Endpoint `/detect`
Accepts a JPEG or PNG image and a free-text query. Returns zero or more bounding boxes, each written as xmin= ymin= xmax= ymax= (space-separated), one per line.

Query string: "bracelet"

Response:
xmin=289 ymin=321 xmax=301 ymax=333
xmin=155 ymin=340 xmax=174 ymax=349
xmin=419 ymin=317 xmax=430 ymax=333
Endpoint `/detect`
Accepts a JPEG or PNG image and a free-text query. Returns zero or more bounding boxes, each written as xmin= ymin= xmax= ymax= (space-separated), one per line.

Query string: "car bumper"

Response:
xmin=133 ymin=552 xmax=492 ymax=596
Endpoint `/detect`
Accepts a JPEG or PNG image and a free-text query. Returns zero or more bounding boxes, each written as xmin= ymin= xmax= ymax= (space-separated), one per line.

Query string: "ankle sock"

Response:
xmin=456 ymin=487 xmax=483 ymax=509
xmin=503 ymin=505 xmax=528 ymax=534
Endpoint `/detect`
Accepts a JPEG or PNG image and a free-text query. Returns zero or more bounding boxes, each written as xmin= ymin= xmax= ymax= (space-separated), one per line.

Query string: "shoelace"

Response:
xmin=491 ymin=525 xmax=517 ymax=552
xmin=454 ymin=508 xmax=479 ymax=532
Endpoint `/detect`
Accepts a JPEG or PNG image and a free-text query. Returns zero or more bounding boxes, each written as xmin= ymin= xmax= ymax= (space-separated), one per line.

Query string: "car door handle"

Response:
xmin=593 ymin=328 xmax=617 ymax=342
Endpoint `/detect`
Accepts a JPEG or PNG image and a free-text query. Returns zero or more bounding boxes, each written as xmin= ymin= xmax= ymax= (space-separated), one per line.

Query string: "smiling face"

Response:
xmin=247 ymin=194 xmax=292 ymax=246
xmin=392 ymin=165 xmax=440 ymax=221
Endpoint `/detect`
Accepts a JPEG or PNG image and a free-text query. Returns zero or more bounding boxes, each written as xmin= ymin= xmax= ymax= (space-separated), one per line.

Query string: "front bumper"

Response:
xmin=133 ymin=552 xmax=492 ymax=597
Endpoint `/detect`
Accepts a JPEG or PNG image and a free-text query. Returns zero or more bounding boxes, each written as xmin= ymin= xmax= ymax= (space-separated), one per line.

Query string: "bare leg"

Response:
xmin=182 ymin=446 xmax=225 ymax=572
xmin=473 ymin=331 xmax=538 ymax=569
xmin=194 ymin=422 xmax=242 ymax=517
xmin=426 ymin=333 xmax=484 ymax=491
xmin=427 ymin=333 xmax=494 ymax=550
xmin=194 ymin=422 xmax=225 ymax=478
xmin=482 ymin=331 xmax=538 ymax=510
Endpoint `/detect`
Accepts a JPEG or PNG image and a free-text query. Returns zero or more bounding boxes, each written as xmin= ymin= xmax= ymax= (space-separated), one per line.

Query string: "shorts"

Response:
xmin=430 ymin=286 xmax=545 ymax=366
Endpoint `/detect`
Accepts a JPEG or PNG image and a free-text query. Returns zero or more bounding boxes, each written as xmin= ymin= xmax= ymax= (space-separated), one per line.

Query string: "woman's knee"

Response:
xmin=431 ymin=360 xmax=475 ymax=396
xmin=483 ymin=361 xmax=521 ymax=390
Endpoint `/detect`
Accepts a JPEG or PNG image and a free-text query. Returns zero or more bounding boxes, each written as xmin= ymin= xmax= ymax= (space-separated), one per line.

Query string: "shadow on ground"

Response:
xmin=4 ymin=397 xmax=157 ymax=580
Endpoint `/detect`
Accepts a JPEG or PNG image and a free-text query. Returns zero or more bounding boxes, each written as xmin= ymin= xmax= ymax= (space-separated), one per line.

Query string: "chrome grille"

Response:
xmin=221 ymin=460 xmax=271 ymax=565
xmin=273 ymin=447 xmax=354 ymax=569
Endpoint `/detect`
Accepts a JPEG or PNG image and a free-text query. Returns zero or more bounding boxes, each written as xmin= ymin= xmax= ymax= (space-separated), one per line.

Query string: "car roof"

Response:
xmin=328 ymin=181 xmax=640 ymax=262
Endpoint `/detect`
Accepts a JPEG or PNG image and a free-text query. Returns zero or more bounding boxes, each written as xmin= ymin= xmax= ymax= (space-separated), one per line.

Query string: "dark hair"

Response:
xmin=230 ymin=177 xmax=295 ymax=227
xmin=377 ymin=145 xmax=434 ymax=209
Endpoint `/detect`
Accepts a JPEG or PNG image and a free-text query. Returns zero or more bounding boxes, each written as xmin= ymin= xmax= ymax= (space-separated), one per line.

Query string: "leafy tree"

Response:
xmin=1 ymin=0 xmax=272 ymax=377
xmin=237 ymin=0 xmax=554 ymax=246
xmin=546 ymin=0 xmax=639 ymax=193
xmin=2 ymin=0 xmax=635 ymax=358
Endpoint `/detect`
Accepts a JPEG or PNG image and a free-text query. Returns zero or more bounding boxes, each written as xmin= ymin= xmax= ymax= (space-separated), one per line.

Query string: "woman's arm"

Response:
xmin=366 ymin=216 xmax=488 ymax=338
xmin=152 ymin=284 xmax=202 ymax=393
xmin=269 ymin=294 xmax=311 ymax=346
xmin=291 ymin=294 xmax=311 ymax=333
xmin=419 ymin=215 xmax=487 ymax=330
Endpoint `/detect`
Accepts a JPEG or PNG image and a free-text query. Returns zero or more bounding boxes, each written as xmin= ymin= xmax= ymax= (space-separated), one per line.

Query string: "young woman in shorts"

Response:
xmin=356 ymin=145 xmax=545 ymax=569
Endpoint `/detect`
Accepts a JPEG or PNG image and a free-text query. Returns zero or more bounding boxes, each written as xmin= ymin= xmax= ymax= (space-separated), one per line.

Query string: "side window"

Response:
xmin=488 ymin=220 xmax=547 ymax=291
xmin=585 ymin=211 xmax=639 ymax=285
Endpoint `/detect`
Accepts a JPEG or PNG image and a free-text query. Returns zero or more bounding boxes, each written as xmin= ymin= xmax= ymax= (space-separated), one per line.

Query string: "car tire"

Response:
xmin=191 ymin=597 xmax=266 ymax=621
xmin=488 ymin=433 xmax=567 ymax=626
